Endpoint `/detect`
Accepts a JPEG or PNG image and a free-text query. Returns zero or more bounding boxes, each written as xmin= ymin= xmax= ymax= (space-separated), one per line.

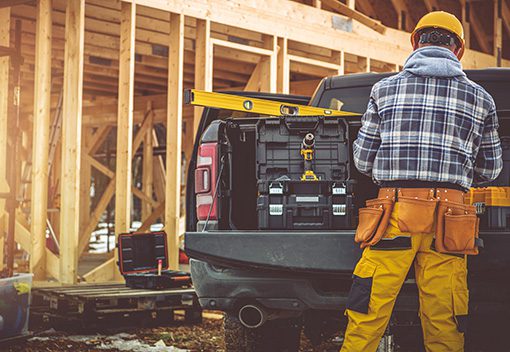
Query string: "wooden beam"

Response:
xmin=260 ymin=36 xmax=277 ymax=93
xmin=0 ymin=0 xmax=34 ymax=8
xmin=277 ymin=37 xmax=289 ymax=94
xmin=211 ymin=38 xmax=275 ymax=56
xmin=86 ymin=154 xmax=115 ymax=178
xmin=0 ymin=8 xmax=10 ymax=272
xmin=166 ymin=12 xmax=184 ymax=270
xmin=82 ymin=257 xmax=115 ymax=282
xmin=460 ymin=0 xmax=471 ymax=49
xmin=321 ymin=0 xmax=386 ymax=34
xmin=79 ymin=129 xmax=91 ymax=238
xmin=114 ymin=2 xmax=135 ymax=259
xmin=29 ymin=0 xmax=52 ymax=280
xmin=193 ymin=19 xmax=212 ymax=137
xmin=244 ymin=59 xmax=262 ymax=91
xmin=494 ymin=0 xmax=503 ymax=65
xmin=59 ymin=0 xmax=84 ymax=285
xmin=78 ymin=177 xmax=115 ymax=254
xmin=142 ymin=109 xmax=154 ymax=221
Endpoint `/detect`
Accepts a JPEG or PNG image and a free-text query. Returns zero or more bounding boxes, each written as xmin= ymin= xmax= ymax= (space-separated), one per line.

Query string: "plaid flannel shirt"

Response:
xmin=353 ymin=71 xmax=503 ymax=190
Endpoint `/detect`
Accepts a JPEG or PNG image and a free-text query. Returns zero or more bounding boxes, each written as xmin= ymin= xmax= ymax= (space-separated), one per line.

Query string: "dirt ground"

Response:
xmin=3 ymin=315 xmax=342 ymax=352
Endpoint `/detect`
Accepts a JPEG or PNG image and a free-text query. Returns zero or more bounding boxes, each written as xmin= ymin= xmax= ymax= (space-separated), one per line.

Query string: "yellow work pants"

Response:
xmin=341 ymin=203 xmax=468 ymax=352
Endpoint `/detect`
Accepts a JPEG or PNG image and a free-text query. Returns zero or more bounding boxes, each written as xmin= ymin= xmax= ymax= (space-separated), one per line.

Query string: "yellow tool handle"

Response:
xmin=184 ymin=89 xmax=360 ymax=117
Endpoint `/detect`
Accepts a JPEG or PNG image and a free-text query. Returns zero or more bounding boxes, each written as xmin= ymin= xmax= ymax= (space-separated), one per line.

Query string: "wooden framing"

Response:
xmin=0 ymin=0 xmax=506 ymax=285
xmin=0 ymin=8 xmax=9 ymax=272
xmin=30 ymin=0 xmax=52 ymax=280
xmin=277 ymin=37 xmax=289 ymax=94
xmin=59 ymin=0 xmax=84 ymax=284
xmin=193 ymin=19 xmax=212 ymax=136
xmin=114 ymin=1 xmax=136 ymax=280
xmin=165 ymin=12 xmax=184 ymax=270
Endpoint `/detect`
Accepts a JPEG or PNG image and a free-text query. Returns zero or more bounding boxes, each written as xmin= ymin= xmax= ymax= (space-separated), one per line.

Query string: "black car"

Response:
xmin=185 ymin=69 xmax=510 ymax=351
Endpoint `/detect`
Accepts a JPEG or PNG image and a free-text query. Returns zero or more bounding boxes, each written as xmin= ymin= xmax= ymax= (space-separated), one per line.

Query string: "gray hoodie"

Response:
xmin=403 ymin=46 xmax=466 ymax=78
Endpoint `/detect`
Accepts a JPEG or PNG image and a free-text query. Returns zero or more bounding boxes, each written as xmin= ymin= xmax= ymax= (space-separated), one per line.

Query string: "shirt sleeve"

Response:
xmin=473 ymin=103 xmax=503 ymax=185
xmin=353 ymin=93 xmax=382 ymax=177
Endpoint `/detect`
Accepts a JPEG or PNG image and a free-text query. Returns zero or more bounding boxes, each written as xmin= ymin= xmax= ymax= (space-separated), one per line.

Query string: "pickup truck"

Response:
xmin=185 ymin=69 xmax=510 ymax=352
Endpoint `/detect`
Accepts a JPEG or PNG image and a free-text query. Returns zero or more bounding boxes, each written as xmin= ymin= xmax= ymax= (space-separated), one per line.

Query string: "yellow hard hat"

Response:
xmin=411 ymin=11 xmax=465 ymax=59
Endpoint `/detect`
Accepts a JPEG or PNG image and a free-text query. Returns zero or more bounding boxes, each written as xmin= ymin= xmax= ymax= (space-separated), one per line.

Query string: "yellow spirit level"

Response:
xmin=184 ymin=89 xmax=360 ymax=117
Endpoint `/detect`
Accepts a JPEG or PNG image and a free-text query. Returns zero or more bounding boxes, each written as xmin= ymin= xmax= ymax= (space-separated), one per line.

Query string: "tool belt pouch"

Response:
xmin=435 ymin=201 xmax=480 ymax=255
xmin=355 ymin=198 xmax=394 ymax=248
xmin=397 ymin=196 xmax=438 ymax=233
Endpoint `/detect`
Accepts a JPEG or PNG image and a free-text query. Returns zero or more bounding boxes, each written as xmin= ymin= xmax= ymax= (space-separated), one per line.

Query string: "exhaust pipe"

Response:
xmin=238 ymin=304 xmax=268 ymax=329
xmin=238 ymin=304 xmax=300 ymax=329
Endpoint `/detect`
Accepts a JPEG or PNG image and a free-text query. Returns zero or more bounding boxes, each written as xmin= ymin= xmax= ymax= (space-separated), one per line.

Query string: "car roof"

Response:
xmin=326 ymin=68 xmax=510 ymax=89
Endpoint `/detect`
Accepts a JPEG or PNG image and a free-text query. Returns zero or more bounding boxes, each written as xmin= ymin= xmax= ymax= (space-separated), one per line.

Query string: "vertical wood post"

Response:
xmin=193 ymin=19 xmax=212 ymax=137
xmin=115 ymin=1 xmax=136 ymax=279
xmin=0 ymin=8 xmax=10 ymax=271
xmin=60 ymin=0 xmax=84 ymax=284
xmin=30 ymin=0 xmax=52 ymax=280
xmin=494 ymin=0 xmax=503 ymax=66
xmin=261 ymin=36 xmax=277 ymax=93
xmin=277 ymin=37 xmax=289 ymax=94
xmin=461 ymin=0 xmax=471 ymax=49
xmin=166 ymin=12 xmax=184 ymax=270
xmin=142 ymin=111 xmax=154 ymax=221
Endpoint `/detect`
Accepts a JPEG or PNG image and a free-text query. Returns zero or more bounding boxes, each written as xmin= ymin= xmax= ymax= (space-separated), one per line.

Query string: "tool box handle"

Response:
xmin=283 ymin=116 xmax=320 ymax=133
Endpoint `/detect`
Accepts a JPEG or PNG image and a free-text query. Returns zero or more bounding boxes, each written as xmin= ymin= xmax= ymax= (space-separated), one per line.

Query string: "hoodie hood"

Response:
xmin=403 ymin=46 xmax=466 ymax=78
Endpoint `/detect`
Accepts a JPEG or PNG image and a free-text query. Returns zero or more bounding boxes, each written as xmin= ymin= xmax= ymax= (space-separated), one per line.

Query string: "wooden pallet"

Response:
xmin=30 ymin=283 xmax=202 ymax=329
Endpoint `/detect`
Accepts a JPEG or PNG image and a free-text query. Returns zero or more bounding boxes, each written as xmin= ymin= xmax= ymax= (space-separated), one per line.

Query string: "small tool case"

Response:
xmin=117 ymin=231 xmax=192 ymax=290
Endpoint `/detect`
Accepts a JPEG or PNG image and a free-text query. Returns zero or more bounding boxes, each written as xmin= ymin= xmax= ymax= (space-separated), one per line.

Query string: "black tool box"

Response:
xmin=255 ymin=116 xmax=352 ymax=230
xmin=117 ymin=231 xmax=192 ymax=290
xmin=256 ymin=116 xmax=349 ymax=181
xmin=257 ymin=180 xmax=355 ymax=230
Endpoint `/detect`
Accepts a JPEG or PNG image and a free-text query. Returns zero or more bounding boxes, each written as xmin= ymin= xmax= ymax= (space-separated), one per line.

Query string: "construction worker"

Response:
xmin=341 ymin=11 xmax=503 ymax=352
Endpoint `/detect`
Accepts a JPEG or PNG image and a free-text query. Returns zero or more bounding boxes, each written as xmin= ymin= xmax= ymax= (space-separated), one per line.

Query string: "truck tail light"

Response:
xmin=195 ymin=142 xmax=218 ymax=220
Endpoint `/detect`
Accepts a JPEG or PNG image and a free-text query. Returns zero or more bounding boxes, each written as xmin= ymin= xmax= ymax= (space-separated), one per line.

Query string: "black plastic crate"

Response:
xmin=256 ymin=116 xmax=349 ymax=182
xmin=117 ymin=231 xmax=192 ymax=290
xmin=257 ymin=180 xmax=354 ymax=230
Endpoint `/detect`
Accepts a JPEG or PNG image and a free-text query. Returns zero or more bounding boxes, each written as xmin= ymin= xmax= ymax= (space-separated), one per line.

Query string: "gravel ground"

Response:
xmin=3 ymin=314 xmax=343 ymax=352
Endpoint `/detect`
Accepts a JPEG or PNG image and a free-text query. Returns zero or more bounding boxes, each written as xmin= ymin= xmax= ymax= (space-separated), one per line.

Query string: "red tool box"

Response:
xmin=117 ymin=231 xmax=192 ymax=290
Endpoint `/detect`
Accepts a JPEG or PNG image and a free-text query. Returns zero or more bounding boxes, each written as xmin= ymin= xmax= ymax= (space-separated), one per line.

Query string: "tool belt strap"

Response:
xmin=378 ymin=187 xmax=465 ymax=204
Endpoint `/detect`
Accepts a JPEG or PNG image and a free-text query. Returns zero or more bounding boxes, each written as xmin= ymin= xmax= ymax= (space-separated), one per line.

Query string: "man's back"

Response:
xmin=353 ymin=46 xmax=502 ymax=190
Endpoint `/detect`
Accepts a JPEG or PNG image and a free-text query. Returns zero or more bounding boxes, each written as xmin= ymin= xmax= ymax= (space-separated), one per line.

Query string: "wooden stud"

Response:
xmin=347 ymin=0 xmax=355 ymax=9
xmin=0 ymin=8 xmax=10 ymax=271
xmin=461 ymin=0 xmax=471 ymax=49
xmin=494 ymin=0 xmax=503 ymax=66
xmin=166 ymin=12 xmax=184 ymax=270
xmin=260 ymin=36 xmax=277 ymax=93
xmin=142 ymin=107 xmax=154 ymax=221
xmin=313 ymin=0 xmax=322 ymax=9
xmin=59 ymin=0 xmax=84 ymax=285
xmin=277 ymin=37 xmax=289 ymax=94
xmin=31 ymin=0 xmax=53 ymax=280
xmin=114 ymin=1 xmax=136 ymax=280
xmin=115 ymin=2 xmax=135 ymax=240
xmin=80 ymin=129 xmax=92 ymax=236
xmin=193 ymin=19 xmax=212 ymax=136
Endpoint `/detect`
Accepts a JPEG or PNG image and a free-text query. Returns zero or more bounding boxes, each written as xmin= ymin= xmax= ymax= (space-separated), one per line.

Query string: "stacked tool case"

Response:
xmin=117 ymin=231 xmax=192 ymax=289
xmin=255 ymin=116 xmax=353 ymax=229
xmin=468 ymin=137 xmax=510 ymax=230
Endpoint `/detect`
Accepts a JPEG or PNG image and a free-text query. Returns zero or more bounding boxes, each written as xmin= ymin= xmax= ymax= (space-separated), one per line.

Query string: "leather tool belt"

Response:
xmin=354 ymin=187 xmax=482 ymax=255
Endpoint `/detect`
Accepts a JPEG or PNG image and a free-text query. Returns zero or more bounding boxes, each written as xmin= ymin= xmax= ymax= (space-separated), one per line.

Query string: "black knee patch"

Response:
xmin=346 ymin=275 xmax=373 ymax=314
